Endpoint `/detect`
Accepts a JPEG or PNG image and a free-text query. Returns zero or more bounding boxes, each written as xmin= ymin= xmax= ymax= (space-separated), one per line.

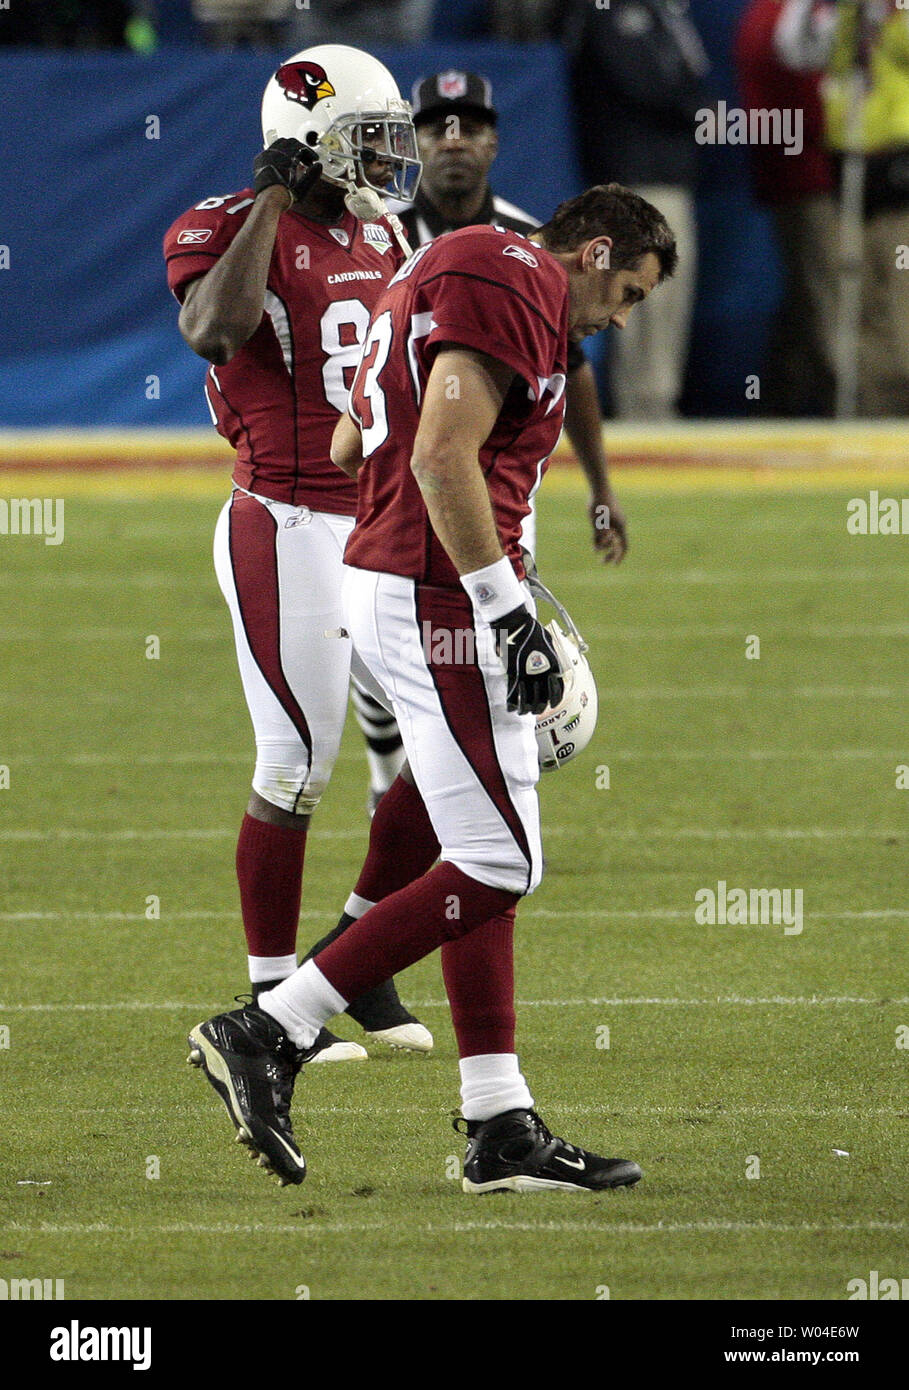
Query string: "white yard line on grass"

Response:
xmin=584 ymin=625 xmax=909 ymax=639
xmin=596 ymin=687 xmax=907 ymax=699
xmin=2 ymin=687 xmax=905 ymax=706
xmin=42 ymin=1103 xmax=909 ymax=1118
xmin=0 ymin=629 xmax=230 ymax=642
xmin=0 ymin=826 xmax=903 ymax=842
xmin=2 ymin=996 xmax=906 ymax=1011
xmin=289 ymin=1103 xmax=907 ymax=1118
xmin=451 ymin=1219 xmax=907 ymax=1235
xmin=1 ymin=909 xmax=906 ymax=926
xmin=524 ymin=908 xmax=909 ymax=920
xmin=563 ymin=569 xmax=908 ymax=586
xmin=2 ymin=567 xmax=904 ymax=588
xmin=3 ymin=1219 xmax=905 ymax=1238
xmin=2 ymin=624 xmax=908 ymax=642
xmin=607 ymin=748 xmax=904 ymax=761
xmin=3 ymin=747 xmax=905 ymax=765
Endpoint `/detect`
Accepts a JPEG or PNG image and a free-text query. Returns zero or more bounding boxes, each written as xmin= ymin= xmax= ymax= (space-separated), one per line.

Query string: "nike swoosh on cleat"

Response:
xmin=264 ymin=1126 xmax=306 ymax=1170
xmin=554 ymin=1154 xmax=586 ymax=1171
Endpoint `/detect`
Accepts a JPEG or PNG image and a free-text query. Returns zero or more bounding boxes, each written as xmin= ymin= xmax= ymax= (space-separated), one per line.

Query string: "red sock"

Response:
xmin=441 ymin=909 xmax=516 ymax=1057
xmin=354 ymin=775 xmax=440 ymax=903
xmin=235 ymin=812 xmax=307 ymax=958
xmin=315 ymin=863 xmax=518 ymax=1002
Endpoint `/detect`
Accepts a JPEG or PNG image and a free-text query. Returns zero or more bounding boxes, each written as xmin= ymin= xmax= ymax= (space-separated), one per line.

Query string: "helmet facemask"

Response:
xmin=319 ymin=109 xmax=421 ymax=203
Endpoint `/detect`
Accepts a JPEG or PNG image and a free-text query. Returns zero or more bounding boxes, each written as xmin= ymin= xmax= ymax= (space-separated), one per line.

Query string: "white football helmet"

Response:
xmin=261 ymin=45 xmax=421 ymax=211
xmin=523 ymin=558 xmax=599 ymax=772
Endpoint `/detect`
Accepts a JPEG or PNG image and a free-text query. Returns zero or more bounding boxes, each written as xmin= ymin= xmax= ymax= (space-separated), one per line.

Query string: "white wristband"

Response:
xmin=460 ymin=555 xmax=525 ymax=624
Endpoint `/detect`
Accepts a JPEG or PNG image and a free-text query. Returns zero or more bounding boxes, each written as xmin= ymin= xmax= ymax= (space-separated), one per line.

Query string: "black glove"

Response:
xmin=493 ymin=606 xmax=564 ymax=716
xmin=253 ymin=138 xmax=322 ymax=203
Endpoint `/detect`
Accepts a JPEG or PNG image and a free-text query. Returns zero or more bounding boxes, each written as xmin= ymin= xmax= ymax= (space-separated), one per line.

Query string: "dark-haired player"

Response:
xmin=189 ymin=184 xmax=677 ymax=1191
xmin=393 ymin=69 xmax=627 ymax=564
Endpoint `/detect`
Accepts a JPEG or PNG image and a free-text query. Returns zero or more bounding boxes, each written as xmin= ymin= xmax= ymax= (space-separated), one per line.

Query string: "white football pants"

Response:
xmin=213 ymin=490 xmax=387 ymax=816
xmin=340 ymin=564 xmax=544 ymax=896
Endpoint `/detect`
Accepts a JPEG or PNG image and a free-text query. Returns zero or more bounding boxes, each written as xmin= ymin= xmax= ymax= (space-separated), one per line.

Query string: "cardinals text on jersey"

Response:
xmin=163 ymin=190 xmax=405 ymax=513
xmin=344 ymin=224 xmax=569 ymax=585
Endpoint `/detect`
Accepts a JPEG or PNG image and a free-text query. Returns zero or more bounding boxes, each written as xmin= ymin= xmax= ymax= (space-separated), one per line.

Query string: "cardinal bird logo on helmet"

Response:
xmin=275 ymin=61 xmax=336 ymax=110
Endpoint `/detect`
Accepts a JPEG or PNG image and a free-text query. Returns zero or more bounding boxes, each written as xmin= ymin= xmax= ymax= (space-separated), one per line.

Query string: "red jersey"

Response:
xmin=163 ymin=189 xmax=405 ymax=512
xmin=344 ymin=224 xmax=569 ymax=587
xmin=735 ymin=0 xmax=835 ymax=204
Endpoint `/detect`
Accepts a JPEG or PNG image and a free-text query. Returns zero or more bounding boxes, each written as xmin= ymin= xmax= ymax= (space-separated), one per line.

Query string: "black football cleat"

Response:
xmin=454 ymin=1109 xmax=643 ymax=1194
xmin=187 ymin=1005 xmax=307 ymax=1186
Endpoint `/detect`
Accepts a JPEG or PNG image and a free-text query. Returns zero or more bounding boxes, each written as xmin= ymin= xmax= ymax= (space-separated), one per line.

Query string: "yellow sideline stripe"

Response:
xmin=0 ymin=469 xmax=231 ymax=499
xmin=0 ymin=424 xmax=907 ymax=497
xmin=0 ymin=431 xmax=234 ymax=462
xmin=1 ymin=422 xmax=907 ymax=457
xmin=1 ymin=422 xmax=908 ymax=459
xmin=0 ymin=465 xmax=906 ymax=500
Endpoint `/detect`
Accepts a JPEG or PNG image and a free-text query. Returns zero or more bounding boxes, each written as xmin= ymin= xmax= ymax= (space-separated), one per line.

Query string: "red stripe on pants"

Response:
xmin=228 ymin=493 xmax=312 ymax=756
xmin=414 ymin=582 xmax=533 ymax=892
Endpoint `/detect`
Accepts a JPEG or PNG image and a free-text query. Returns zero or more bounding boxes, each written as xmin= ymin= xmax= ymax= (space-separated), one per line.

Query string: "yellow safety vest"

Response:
xmin=823 ymin=6 xmax=909 ymax=152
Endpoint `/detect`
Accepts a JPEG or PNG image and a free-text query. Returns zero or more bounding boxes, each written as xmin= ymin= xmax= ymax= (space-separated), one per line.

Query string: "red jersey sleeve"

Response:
xmin=162 ymin=189 xmax=256 ymax=303
xmin=420 ymin=229 xmax=568 ymax=398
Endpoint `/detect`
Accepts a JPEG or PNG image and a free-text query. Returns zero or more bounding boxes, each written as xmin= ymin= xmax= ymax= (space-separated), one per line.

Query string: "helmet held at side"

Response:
xmin=535 ymin=620 xmax=599 ymax=771
xmin=518 ymin=553 xmax=599 ymax=772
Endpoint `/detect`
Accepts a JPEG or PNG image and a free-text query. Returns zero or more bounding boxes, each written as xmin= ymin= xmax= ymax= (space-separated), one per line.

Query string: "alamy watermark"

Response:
xmin=695 ymin=102 xmax=803 ymax=157
xmin=695 ymin=880 xmax=803 ymax=935
xmin=50 ymin=1321 xmax=151 ymax=1369
xmin=846 ymin=491 xmax=909 ymax=535
xmin=0 ymin=497 xmax=64 ymax=546
xmin=846 ymin=1270 xmax=907 ymax=1300
xmin=0 ymin=1276 xmax=65 ymax=1300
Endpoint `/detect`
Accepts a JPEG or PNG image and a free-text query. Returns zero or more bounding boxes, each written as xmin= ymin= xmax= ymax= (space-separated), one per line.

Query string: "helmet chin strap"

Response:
xmin=343 ymin=184 xmax=385 ymax=220
xmin=344 ymin=181 xmax=414 ymax=262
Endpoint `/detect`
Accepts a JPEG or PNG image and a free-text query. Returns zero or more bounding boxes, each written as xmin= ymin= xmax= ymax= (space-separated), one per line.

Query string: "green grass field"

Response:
xmin=1 ymin=467 xmax=907 ymax=1301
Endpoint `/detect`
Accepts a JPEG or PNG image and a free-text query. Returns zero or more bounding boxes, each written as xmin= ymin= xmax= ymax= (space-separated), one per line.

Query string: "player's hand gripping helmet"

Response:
xmin=261 ymin=44 xmax=421 ymax=219
xmin=522 ymin=554 xmax=599 ymax=772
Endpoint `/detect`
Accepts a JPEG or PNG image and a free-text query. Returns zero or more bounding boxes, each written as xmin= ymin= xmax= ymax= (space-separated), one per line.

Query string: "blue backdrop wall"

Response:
xmin=0 ymin=4 xmax=778 ymax=427
xmin=0 ymin=44 xmax=578 ymax=428
xmin=683 ymin=0 xmax=780 ymax=416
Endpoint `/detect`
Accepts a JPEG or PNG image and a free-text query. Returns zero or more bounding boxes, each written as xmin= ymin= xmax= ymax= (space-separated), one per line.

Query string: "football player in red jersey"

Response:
xmin=394 ymin=69 xmax=628 ymax=565
xmin=189 ymin=184 xmax=678 ymax=1192
xmin=164 ymin=46 xmax=433 ymax=1061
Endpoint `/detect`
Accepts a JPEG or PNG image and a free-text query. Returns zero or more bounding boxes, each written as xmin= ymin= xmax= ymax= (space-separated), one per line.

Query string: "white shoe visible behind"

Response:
xmin=307 ymin=1035 xmax=368 ymax=1064
xmin=367 ymin=1022 xmax=434 ymax=1053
